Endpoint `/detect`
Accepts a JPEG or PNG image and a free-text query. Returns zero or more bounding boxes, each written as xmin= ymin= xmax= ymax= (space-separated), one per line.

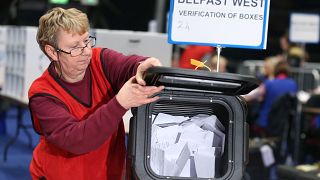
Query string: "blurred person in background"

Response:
xmin=28 ymin=7 xmax=164 ymax=180
xmin=208 ymin=54 xmax=229 ymax=73
xmin=243 ymin=56 xmax=281 ymax=133
xmin=279 ymin=30 xmax=291 ymax=59
xmin=178 ymin=45 xmax=215 ymax=69
xmin=278 ymin=29 xmax=308 ymax=68
xmin=244 ymin=56 xmax=282 ymax=102
xmin=258 ymin=55 xmax=282 ymax=81
xmin=244 ymin=60 xmax=298 ymax=136
xmin=287 ymin=45 xmax=308 ymax=67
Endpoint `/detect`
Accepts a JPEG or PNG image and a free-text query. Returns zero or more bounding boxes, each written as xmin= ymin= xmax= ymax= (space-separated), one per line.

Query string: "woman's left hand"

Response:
xmin=135 ymin=57 xmax=162 ymax=86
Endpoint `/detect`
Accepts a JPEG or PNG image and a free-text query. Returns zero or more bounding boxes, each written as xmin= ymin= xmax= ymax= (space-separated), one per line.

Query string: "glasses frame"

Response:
xmin=55 ymin=36 xmax=96 ymax=57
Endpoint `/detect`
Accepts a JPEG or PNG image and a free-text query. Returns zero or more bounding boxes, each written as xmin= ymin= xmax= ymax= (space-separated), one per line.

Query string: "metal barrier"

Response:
xmin=237 ymin=60 xmax=264 ymax=76
xmin=290 ymin=68 xmax=320 ymax=91
xmin=238 ymin=60 xmax=320 ymax=91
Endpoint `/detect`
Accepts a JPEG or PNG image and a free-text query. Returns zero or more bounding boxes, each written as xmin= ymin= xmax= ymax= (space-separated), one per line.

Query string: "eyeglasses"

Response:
xmin=55 ymin=36 xmax=96 ymax=57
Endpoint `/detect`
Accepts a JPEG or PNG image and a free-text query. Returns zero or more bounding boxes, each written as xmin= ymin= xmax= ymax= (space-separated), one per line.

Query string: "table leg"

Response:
xmin=3 ymin=106 xmax=23 ymax=162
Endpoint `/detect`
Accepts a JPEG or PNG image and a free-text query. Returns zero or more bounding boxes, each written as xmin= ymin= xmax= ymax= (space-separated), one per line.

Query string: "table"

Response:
xmin=277 ymin=165 xmax=320 ymax=180
xmin=302 ymin=107 xmax=320 ymax=114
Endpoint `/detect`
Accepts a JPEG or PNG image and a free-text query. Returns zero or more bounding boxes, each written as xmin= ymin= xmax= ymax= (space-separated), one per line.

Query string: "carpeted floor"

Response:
xmin=0 ymin=106 xmax=39 ymax=180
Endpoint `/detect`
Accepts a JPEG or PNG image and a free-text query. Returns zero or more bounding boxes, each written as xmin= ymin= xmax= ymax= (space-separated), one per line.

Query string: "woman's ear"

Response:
xmin=44 ymin=44 xmax=58 ymax=62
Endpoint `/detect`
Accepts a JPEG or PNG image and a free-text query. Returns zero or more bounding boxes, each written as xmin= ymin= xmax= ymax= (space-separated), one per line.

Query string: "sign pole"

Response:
xmin=216 ymin=45 xmax=222 ymax=72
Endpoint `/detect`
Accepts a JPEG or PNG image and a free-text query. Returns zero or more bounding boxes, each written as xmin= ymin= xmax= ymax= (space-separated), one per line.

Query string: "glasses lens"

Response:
xmin=69 ymin=37 xmax=96 ymax=57
xmin=70 ymin=48 xmax=83 ymax=57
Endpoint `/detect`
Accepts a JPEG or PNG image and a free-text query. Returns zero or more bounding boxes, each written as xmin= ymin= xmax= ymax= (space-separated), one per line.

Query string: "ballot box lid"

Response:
xmin=144 ymin=67 xmax=259 ymax=96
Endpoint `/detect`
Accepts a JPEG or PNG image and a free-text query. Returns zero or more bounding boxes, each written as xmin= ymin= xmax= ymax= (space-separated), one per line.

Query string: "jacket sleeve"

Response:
xmin=101 ymin=48 xmax=147 ymax=93
xmin=29 ymin=95 xmax=127 ymax=155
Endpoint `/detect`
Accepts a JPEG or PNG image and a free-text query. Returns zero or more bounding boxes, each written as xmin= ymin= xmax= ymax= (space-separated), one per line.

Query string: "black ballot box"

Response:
xmin=127 ymin=67 xmax=258 ymax=180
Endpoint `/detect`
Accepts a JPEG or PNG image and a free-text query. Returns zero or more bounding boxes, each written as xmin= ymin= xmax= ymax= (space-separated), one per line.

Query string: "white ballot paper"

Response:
xmin=167 ymin=142 xmax=191 ymax=176
xmin=192 ymin=115 xmax=225 ymax=132
xmin=194 ymin=147 xmax=220 ymax=178
xmin=259 ymin=144 xmax=275 ymax=167
xmin=153 ymin=113 xmax=190 ymax=127
xmin=151 ymin=124 xmax=182 ymax=174
xmin=212 ymin=129 xmax=226 ymax=154
xmin=150 ymin=113 xmax=226 ymax=178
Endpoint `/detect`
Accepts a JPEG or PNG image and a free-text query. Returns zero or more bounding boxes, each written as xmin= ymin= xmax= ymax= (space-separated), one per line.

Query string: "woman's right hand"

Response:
xmin=116 ymin=76 xmax=164 ymax=109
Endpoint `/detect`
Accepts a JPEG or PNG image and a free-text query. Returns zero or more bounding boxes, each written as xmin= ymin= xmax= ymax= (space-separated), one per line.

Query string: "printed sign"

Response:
xmin=289 ymin=13 xmax=320 ymax=44
xmin=168 ymin=0 xmax=270 ymax=49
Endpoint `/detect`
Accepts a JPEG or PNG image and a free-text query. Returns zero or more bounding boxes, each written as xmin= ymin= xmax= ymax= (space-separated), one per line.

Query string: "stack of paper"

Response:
xmin=150 ymin=113 xmax=225 ymax=178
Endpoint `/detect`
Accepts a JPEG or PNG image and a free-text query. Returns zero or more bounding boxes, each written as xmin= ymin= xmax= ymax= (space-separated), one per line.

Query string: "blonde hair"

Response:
xmin=262 ymin=56 xmax=282 ymax=79
xmin=288 ymin=46 xmax=307 ymax=60
xmin=37 ymin=7 xmax=90 ymax=58
xmin=210 ymin=55 xmax=228 ymax=72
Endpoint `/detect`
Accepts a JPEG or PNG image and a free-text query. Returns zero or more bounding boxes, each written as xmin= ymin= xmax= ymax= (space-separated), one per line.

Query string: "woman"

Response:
xmin=28 ymin=7 xmax=164 ymax=179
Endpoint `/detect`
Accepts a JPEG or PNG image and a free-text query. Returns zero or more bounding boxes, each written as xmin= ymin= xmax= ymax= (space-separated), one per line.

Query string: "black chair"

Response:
xmin=300 ymin=95 xmax=320 ymax=163
xmin=266 ymin=93 xmax=298 ymax=163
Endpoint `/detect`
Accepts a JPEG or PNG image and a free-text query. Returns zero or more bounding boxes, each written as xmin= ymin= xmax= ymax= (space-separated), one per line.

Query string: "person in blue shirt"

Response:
xmin=257 ymin=60 xmax=298 ymax=133
xmin=243 ymin=58 xmax=298 ymax=136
